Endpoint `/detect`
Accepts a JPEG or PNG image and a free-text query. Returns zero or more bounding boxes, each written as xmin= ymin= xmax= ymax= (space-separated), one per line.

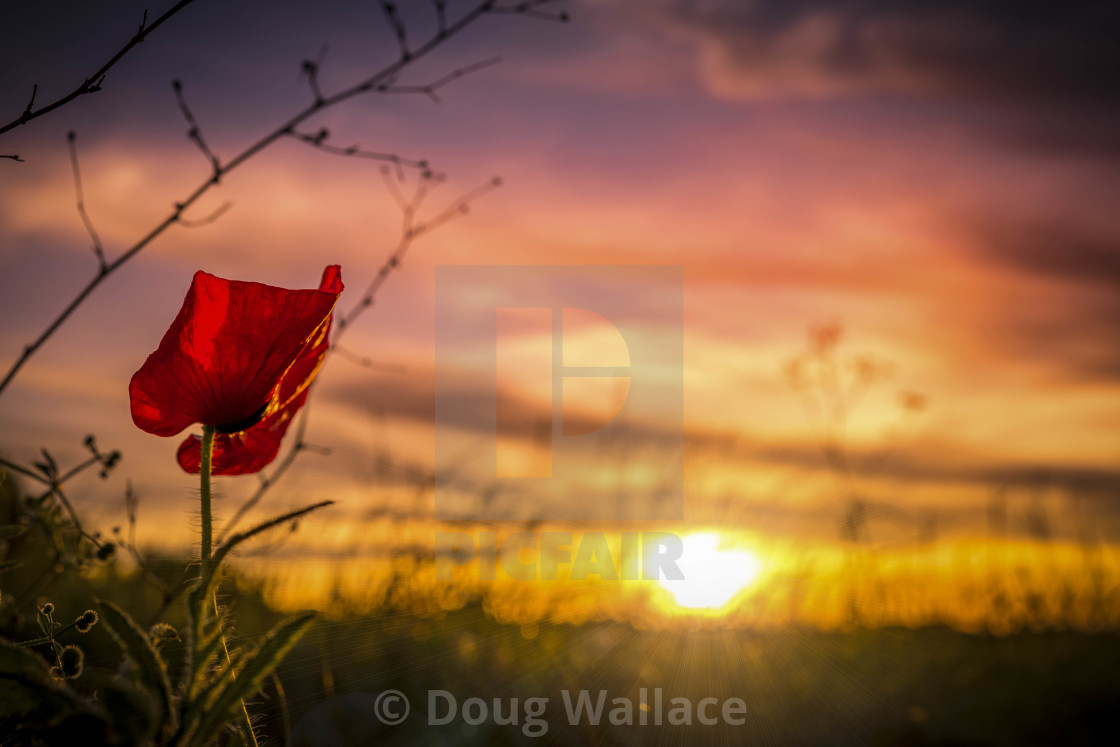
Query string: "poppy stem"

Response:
xmin=200 ymin=424 xmax=215 ymax=570
xmin=195 ymin=423 xmax=260 ymax=745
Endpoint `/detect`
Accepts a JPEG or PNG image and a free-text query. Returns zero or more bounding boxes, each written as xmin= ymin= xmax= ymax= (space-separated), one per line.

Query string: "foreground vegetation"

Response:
xmin=4 ymin=528 xmax=1118 ymax=745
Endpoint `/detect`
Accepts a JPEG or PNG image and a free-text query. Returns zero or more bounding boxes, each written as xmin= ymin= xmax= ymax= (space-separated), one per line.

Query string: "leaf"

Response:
xmin=0 ymin=525 xmax=25 ymax=540
xmin=100 ymin=675 xmax=160 ymax=745
xmin=181 ymin=588 xmax=226 ymax=699
xmin=189 ymin=612 xmax=315 ymax=745
xmin=200 ymin=501 xmax=333 ymax=601
xmin=96 ymin=599 xmax=176 ymax=736
xmin=0 ymin=637 xmax=103 ymax=725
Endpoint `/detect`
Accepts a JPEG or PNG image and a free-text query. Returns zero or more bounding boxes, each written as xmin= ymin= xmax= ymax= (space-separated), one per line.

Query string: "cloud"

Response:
xmin=321 ymin=363 xmax=1120 ymax=504
xmin=973 ymin=218 xmax=1120 ymax=293
xmin=634 ymin=0 xmax=1120 ymax=105
xmin=963 ymin=215 xmax=1120 ymax=382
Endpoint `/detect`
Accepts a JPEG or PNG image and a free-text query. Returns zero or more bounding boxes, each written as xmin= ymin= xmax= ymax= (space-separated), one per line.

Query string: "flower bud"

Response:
xmin=59 ymin=645 xmax=84 ymax=679
xmin=76 ymin=610 xmax=99 ymax=633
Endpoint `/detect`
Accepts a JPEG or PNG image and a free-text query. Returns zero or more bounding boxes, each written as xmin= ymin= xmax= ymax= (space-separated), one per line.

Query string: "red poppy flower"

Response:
xmin=130 ymin=265 xmax=343 ymax=475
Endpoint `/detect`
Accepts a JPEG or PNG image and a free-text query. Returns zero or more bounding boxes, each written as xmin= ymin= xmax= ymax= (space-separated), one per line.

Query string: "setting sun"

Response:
xmin=659 ymin=533 xmax=764 ymax=611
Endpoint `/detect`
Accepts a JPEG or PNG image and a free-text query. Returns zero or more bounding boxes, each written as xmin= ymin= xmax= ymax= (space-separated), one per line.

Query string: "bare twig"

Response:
xmin=218 ymin=172 xmax=501 ymax=542
xmin=335 ymin=172 xmax=501 ymax=336
xmin=178 ymin=201 xmax=233 ymax=228
xmin=117 ymin=480 xmax=172 ymax=598
xmin=380 ymin=2 xmax=411 ymax=60
xmin=201 ymin=501 xmax=335 ymax=597
xmin=300 ymin=59 xmax=324 ymax=105
xmin=333 ymin=345 xmax=408 ymax=372
xmin=286 ymin=128 xmax=428 ymax=168
xmin=67 ymin=132 xmax=107 ymax=270
xmin=218 ymin=410 xmax=313 ymax=544
xmin=1 ymin=154 xmax=24 ymax=162
xmin=383 ymin=56 xmax=503 ymax=103
xmin=0 ymin=0 xmax=202 ymax=136
xmin=1 ymin=436 xmax=120 ymax=488
xmin=172 ymin=80 xmax=221 ymax=177
xmin=0 ymin=1 xmax=561 ymax=398
xmin=491 ymin=0 xmax=570 ymax=22
xmin=0 ymin=457 xmax=44 ymax=484
xmin=432 ymin=0 xmax=448 ymax=37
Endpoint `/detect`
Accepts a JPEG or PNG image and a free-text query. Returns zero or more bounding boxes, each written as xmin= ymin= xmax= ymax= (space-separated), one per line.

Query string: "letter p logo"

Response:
xmin=435 ymin=266 xmax=683 ymax=520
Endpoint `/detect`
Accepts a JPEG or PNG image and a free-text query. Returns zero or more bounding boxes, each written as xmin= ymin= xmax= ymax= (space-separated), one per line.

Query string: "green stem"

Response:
xmin=195 ymin=424 xmax=258 ymax=747
xmin=199 ymin=425 xmax=214 ymax=570
xmin=16 ymin=618 xmax=78 ymax=648
xmin=213 ymin=591 xmax=259 ymax=746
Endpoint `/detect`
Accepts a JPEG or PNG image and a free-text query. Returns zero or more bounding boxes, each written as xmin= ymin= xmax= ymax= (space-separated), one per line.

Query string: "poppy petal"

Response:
xmin=130 ymin=266 xmax=343 ymax=437
xmin=176 ymin=389 xmax=310 ymax=475
xmin=175 ymin=295 xmax=333 ymax=475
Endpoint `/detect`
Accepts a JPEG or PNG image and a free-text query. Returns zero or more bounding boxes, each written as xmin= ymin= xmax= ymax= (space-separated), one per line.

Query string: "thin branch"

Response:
xmin=1 ymin=154 xmax=24 ymax=162
xmin=67 ymin=132 xmax=107 ymax=270
xmin=172 ymin=79 xmax=220 ymax=177
xmin=380 ymin=164 xmax=411 ymax=211
xmin=0 ymin=457 xmax=47 ymax=484
xmin=410 ymin=176 xmax=502 ymax=239
xmin=301 ymin=62 xmax=324 ymax=105
xmin=56 ymin=454 xmax=102 ymax=484
xmin=119 ymin=481 xmax=171 ymax=597
xmin=333 ymin=345 xmax=408 ymax=372
xmin=336 ymin=174 xmax=501 ymax=337
xmin=219 ymin=172 xmax=500 ymax=541
xmin=491 ymin=0 xmax=570 ymax=22
xmin=380 ymin=2 xmax=411 ymax=60
xmin=217 ymin=409 xmax=312 ymax=544
xmin=286 ymin=128 xmax=428 ymax=168
xmin=1 ymin=435 xmax=119 ymax=487
xmin=0 ymin=0 xmax=202 ymax=136
xmin=23 ymin=85 xmax=38 ymax=118
xmin=201 ymin=501 xmax=334 ymax=598
xmin=432 ymin=0 xmax=448 ymax=37
xmin=383 ymin=56 xmax=503 ymax=103
xmin=0 ymin=1 xmax=556 ymax=398
xmin=48 ymin=483 xmax=99 ymax=548
xmin=178 ymin=201 xmax=233 ymax=228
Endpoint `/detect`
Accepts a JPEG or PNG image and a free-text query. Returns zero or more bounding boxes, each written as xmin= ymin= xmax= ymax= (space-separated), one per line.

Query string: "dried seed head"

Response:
xmin=148 ymin=622 xmax=180 ymax=648
xmin=76 ymin=610 xmax=99 ymax=633
xmin=39 ymin=602 xmax=54 ymax=616
xmin=59 ymin=645 xmax=84 ymax=679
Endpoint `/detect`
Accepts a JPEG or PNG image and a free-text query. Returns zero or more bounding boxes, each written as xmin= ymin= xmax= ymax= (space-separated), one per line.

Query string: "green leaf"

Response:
xmin=100 ymin=675 xmax=160 ymax=745
xmin=200 ymin=501 xmax=333 ymax=601
xmin=0 ymin=525 xmax=25 ymax=540
xmin=96 ymin=599 xmax=176 ymax=737
xmin=0 ymin=637 xmax=103 ymax=725
xmin=189 ymin=612 xmax=316 ymax=745
xmin=181 ymin=588 xmax=226 ymax=699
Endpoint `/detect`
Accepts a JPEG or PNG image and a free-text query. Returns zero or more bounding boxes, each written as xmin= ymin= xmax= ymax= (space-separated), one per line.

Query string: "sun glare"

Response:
xmin=659 ymin=533 xmax=763 ymax=612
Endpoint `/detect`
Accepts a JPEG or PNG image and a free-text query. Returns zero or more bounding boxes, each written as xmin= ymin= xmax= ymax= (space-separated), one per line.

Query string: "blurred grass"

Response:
xmin=6 ymin=551 xmax=1119 ymax=746
xmin=265 ymin=608 xmax=1120 ymax=745
xmin=5 ymin=466 xmax=1120 ymax=745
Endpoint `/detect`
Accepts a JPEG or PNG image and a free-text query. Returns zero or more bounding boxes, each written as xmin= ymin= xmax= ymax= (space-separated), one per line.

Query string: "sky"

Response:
xmin=1 ymin=0 xmax=1119 ymax=623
